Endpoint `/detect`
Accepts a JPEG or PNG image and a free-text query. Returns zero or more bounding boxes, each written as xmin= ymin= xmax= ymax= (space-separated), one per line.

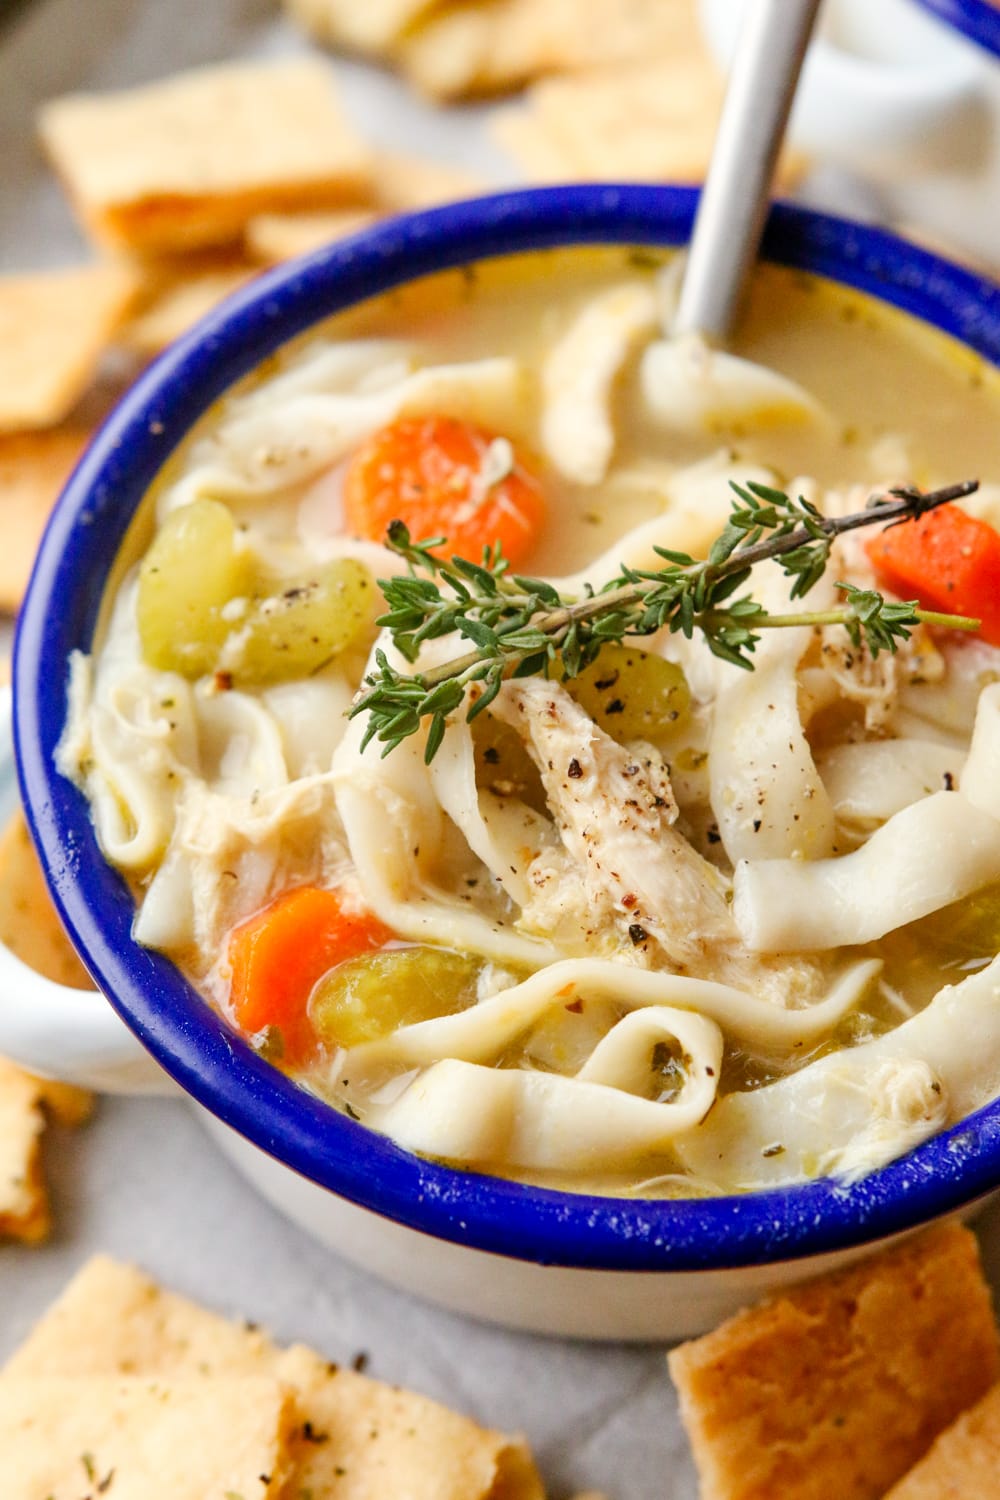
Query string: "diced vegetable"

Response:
xmin=228 ymin=886 xmax=392 ymax=1064
xmin=342 ymin=415 xmax=546 ymax=565
xmin=865 ymin=505 xmax=1000 ymax=645
xmin=310 ymin=945 xmax=480 ymax=1050
xmin=138 ymin=499 xmax=375 ymax=684
xmin=137 ymin=498 xmax=254 ymax=677
xmin=231 ymin=558 xmax=373 ymax=685
xmin=472 ymin=715 xmax=547 ymax=812
xmin=566 ymin=645 xmax=690 ymax=740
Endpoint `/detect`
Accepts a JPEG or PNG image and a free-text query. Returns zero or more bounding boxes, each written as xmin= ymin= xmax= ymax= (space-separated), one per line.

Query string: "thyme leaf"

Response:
xmin=351 ymin=478 xmax=981 ymax=762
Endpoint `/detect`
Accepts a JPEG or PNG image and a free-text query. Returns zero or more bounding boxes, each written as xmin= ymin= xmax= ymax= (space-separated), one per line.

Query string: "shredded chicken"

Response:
xmin=493 ymin=678 xmax=734 ymax=968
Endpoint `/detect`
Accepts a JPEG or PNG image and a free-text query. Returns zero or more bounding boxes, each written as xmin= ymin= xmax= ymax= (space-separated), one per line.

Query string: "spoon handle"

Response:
xmin=673 ymin=0 xmax=823 ymax=341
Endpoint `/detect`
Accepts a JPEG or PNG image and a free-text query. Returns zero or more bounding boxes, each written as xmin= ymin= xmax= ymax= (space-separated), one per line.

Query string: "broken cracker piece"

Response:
xmin=668 ymin=1223 xmax=999 ymax=1500
xmin=885 ymin=1382 xmax=1000 ymax=1498
xmin=4 ymin=1255 xmax=545 ymax=1499
xmin=282 ymin=0 xmax=441 ymax=55
xmin=246 ymin=209 xmax=379 ymax=265
xmin=0 ymin=1375 xmax=294 ymax=1498
xmin=0 ymin=264 xmax=136 ymax=433
xmin=0 ymin=809 xmax=92 ymax=989
xmin=492 ymin=57 xmax=724 ymax=182
xmin=39 ymin=59 xmax=373 ymax=255
xmin=0 ymin=1057 xmax=93 ymax=1244
xmin=0 ymin=1058 xmax=49 ymax=1243
xmin=123 ymin=259 xmax=262 ymax=357
xmin=0 ymin=426 xmax=91 ymax=613
xmin=400 ymin=0 xmax=547 ymax=100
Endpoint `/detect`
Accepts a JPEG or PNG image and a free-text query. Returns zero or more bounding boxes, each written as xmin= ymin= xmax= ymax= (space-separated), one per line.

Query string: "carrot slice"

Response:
xmin=343 ymin=415 xmax=545 ymax=565
xmin=865 ymin=505 xmax=1000 ymax=646
xmin=228 ymin=886 xmax=392 ymax=1065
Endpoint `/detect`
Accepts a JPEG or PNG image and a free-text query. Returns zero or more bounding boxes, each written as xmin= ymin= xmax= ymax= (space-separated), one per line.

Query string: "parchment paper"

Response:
xmin=2 ymin=7 xmax=1000 ymax=1498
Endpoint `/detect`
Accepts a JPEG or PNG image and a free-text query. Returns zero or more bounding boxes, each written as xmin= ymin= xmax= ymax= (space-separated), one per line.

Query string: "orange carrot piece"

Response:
xmin=865 ymin=505 xmax=1000 ymax=645
xmin=343 ymin=415 xmax=546 ymax=566
xmin=228 ymin=886 xmax=392 ymax=1065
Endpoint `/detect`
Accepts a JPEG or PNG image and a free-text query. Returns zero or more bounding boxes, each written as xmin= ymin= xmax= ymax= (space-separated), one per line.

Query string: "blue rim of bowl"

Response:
xmin=13 ymin=185 xmax=1000 ymax=1273
xmin=909 ymin=0 xmax=1000 ymax=56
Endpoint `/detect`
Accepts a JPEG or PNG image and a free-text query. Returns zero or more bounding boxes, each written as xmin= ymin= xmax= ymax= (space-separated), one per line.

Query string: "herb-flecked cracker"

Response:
xmin=276 ymin=1342 xmax=545 ymax=1500
xmin=38 ymin=60 xmax=374 ymax=255
xmin=0 ymin=427 xmax=91 ymax=612
xmin=4 ymin=1256 xmax=546 ymax=1499
xmin=668 ymin=1223 xmax=1000 ymax=1500
xmin=0 ymin=1057 xmax=91 ymax=1244
xmin=0 ymin=264 xmax=136 ymax=432
xmin=0 ymin=1375 xmax=295 ymax=1498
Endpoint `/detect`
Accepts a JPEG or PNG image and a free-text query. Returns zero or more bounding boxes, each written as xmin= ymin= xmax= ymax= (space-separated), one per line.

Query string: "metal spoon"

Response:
xmin=673 ymin=0 xmax=824 ymax=341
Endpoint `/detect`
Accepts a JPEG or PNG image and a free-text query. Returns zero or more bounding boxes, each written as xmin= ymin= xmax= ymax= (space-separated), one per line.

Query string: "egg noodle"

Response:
xmin=59 ymin=250 xmax=1000 ymax=1196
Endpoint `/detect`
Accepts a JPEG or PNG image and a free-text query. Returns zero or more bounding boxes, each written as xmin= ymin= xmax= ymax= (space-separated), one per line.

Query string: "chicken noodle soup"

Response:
xmin=59 ymin=248 xmax=1000 ymax=1196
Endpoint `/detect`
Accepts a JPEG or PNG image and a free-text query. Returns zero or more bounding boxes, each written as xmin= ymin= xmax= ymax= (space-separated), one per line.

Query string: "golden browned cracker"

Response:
xmin=491 ymin=57 xmax=807 ymax=187
xmin=372 ymin=149 xmax=484 ymax=210
xmin=885 ymin=1382 xmax=1000 ymax=1498
xmin=282 ymin=0 xmax=445 ymax=55
xmin=4 ymin=1256 xmax=547 ymax=1498
xmin=0 ymin=426 xmax=91 ymax=614
xmin=246 ymin=209 xmax=380 ymax=265
xmin=122 ymin=259 xmax=261 ymax=357
xmin=400 ymin=0 xmax=548 ymax=100
xmin=491 ymin=58 xmax=725 ymax=183
xmin=0 ymin=809 xmax=92 ymax=989
xmin=668 ymin=1224 xmax=999 ymax=1500
xmin=526 ymin=0 xmax=706 ymax=73
xmin=0 ymin=264 xmax=136 ymax=433
xmin=0 ymin=1375 xmax=295 ymax=1498
xmin=3 ymin=1255 xmax=274 ymax=1378
xmin=0 ymin=1058 xmax=49 ymax=1244
xmin=276 ymin=1342 xmax=545 ymax=1499
xmin=38 ymin=59 xmax=374 ymax=255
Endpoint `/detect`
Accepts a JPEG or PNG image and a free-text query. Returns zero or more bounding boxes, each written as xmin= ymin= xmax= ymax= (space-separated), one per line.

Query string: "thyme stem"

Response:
xmin=351 ymin=477 xmax=982 ymax=760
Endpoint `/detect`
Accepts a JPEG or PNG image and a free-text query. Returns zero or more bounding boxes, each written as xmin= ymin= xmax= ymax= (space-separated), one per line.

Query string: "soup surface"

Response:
xmin=61 ymin=247 xmax=1000 ymax=1196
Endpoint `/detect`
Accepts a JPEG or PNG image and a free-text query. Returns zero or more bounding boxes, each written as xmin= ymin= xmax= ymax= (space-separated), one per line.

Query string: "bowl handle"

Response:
xmin=0 ymin=684 xmax=174 ymax=1096
xmin=0 ymin=940 xmax=176 ymax=1095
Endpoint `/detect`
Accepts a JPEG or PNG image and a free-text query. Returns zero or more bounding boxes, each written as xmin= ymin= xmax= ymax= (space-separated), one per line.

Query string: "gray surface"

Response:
xmin=3 ymin=6 xmax=1000 ymax=1498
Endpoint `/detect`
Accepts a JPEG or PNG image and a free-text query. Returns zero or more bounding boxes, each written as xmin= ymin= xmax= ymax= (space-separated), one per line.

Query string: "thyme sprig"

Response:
xmin=352 ymin=478 xmax=981 ymax=761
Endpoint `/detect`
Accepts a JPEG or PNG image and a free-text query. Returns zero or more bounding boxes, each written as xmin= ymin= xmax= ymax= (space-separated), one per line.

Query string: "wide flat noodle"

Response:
xmin=675 ymin=953 xmax=1000 ymax=1189
xmin=376 ymin=1011 xmax=722 ymax=1172
xmin=333 ymin=681 xmax=556 ymax=969
xmin=168 ymin=354 xmax=526 ymax=505
xmin=540 ymin=282 xmax=658 ymax=485
xmin=734 ymin=789 xmax=1000 ymax=952
xmin=708 ymin=565 xmax=837 ymax=864
xmin=0 ymin=1375 xmax=295 ymax=1499
xmin=351 ymin=957 xmax=883 ymax=1072
xmin=816 ymin=739 xmax=961 ymax=831
xmin=641 ymin=334 xmax=830 ymax=433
